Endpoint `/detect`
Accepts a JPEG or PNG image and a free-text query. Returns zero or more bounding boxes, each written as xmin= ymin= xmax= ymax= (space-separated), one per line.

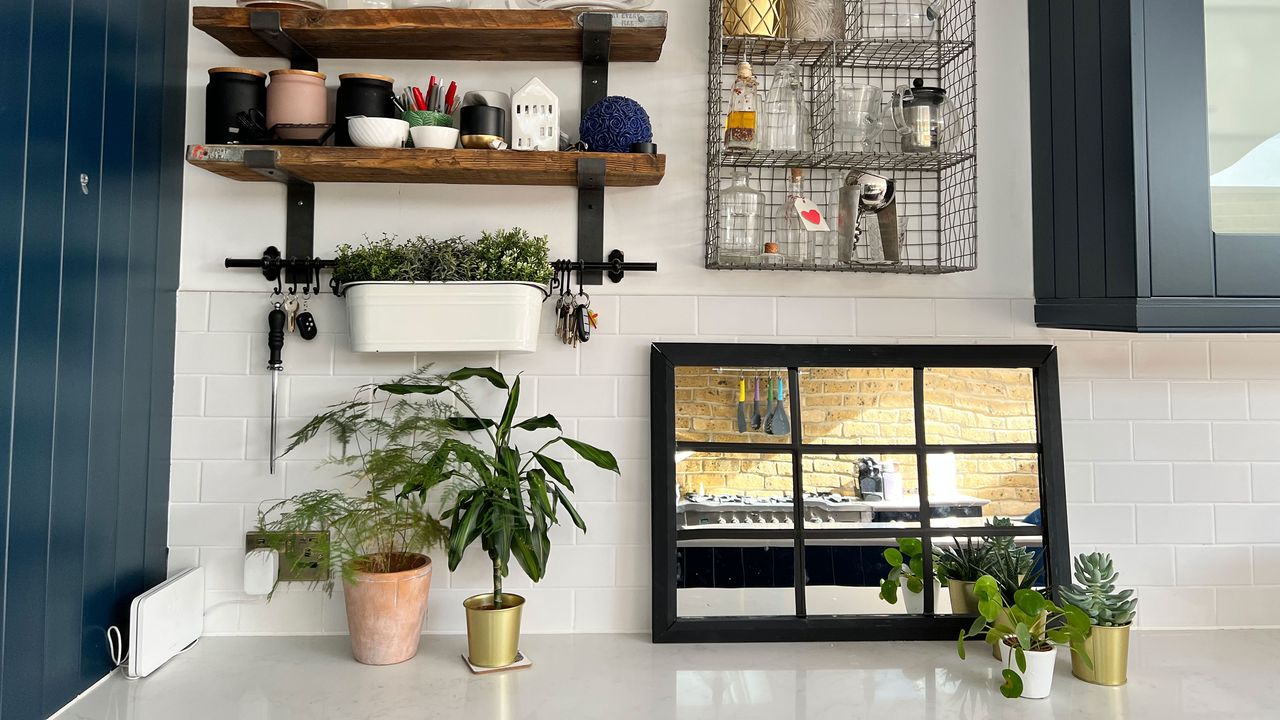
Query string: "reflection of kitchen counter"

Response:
xmin=677 ymin=521 xmax=1040 ymax=548
xmin=862 ymin=495 xmax=991 ymax=512
xmin=676 ymin=493 xmax=996 ymax=530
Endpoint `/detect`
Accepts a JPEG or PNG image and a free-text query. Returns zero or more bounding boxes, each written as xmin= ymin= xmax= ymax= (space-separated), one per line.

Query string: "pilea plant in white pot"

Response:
xmin=878 ymin=538 xmax=940 ymax=614
xmin=956 ymin=576 xmax=1092 ymax=700
xmin=333 ymin=229 xmax=553 ymax=354
xmin=1060 ymin=552 xmax=1137 ymax=686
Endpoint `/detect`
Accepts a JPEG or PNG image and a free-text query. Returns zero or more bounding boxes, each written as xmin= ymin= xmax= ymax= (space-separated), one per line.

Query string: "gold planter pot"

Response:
xmin=464 ymin=593 xmax=525 ymax=668
xmin=723 ymin=0 xmax=784 ymax=38
xmin=947 ymin=581 xmax=978 ymax=615
xmin=1073 ymin=623 xmax=1131 ymax=686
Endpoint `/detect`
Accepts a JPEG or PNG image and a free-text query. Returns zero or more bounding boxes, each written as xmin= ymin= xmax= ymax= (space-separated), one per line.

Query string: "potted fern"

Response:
xmin=1060 ymin=552 xmax=1137 ymax=686
xmin=333 ymin=229 xmax=553 ymax=353
xmin=381 ymin=367 xmax=619 ymax=668
xmin=956 ymin=576 xmax=1092 ymax=699
xmin=878 ymin=538 xmax=939 ymax=614
xmin=257 ymin=370 xmax=451 ymax=665
xmin=934 ymin=537 xmax=991 ymax=615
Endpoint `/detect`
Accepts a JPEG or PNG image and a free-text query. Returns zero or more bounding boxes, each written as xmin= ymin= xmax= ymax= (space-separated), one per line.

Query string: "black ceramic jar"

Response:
xmin=460 ymin=105 xmax=507 ymax=149
xmin=335 ymin=73 xmax=396 ymax=147
xmin=205 ymin=67 xmax=267 ymax=144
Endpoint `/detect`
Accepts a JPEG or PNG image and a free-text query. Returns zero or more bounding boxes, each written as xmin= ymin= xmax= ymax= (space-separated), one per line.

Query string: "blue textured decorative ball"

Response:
xmin=579 ymin=96 xmax=653 ymax=153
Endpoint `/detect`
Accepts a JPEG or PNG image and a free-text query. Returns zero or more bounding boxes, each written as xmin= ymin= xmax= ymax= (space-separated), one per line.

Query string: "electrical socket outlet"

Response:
xmin=245 ymin=531 xmax=329 ymax=583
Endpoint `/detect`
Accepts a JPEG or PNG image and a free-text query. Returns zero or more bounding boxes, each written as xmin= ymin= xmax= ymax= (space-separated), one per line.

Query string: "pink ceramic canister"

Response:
xmin=266 ymin=69 xmax=328 ymax=141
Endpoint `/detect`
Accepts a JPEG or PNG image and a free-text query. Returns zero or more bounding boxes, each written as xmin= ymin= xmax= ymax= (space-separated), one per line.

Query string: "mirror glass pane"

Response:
xmin=934 ymin=533 xmax=1047 ymax=617
xmin=799 ymin=368 xmax=916 ymax=445
xmin=925 ymin=452 xmax=1041 ymax=524
xmin=801 ymin=454 xmax=921 ymax=529
xmin=676 ymin=367 xmax=791 ymax=445
xmin=677 ymin=542 xmax=795 ymax=618
xmin=923 ymin=367 xmax=1037 ymax=445
xmin=1205 ymin=0 xmax=1280 ymax=233
xmin=804 ymin=536 xmax=926 ymax=616
xmin=677 ymin=452 xmax=796 ymax=529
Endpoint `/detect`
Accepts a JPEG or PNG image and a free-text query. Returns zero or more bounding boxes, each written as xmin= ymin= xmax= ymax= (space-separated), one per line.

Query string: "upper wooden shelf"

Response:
xmin=186 ymin=145 xmax=666 ymax=187
xmin=193 ymin=7 xmax=668 ymax=63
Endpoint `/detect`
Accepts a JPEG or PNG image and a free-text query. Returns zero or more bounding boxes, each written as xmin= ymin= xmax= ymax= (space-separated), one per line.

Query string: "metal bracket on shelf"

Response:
xmin=581 ymin=12 xmax=613 ymax=110
xmin=244 ymin=150 xmax=316 ymax=285
xmin=577 ymin=157 xmax=607 ymax=286
xmin=249 ymin=10 xmax=319 ymax=72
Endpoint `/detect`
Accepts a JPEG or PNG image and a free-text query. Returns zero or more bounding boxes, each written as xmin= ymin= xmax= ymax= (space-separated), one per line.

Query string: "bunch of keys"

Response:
xmin=552 ymin=265 xmax=598 ymax=347
xmin=281 ymin=290 xmax=318 ymax=341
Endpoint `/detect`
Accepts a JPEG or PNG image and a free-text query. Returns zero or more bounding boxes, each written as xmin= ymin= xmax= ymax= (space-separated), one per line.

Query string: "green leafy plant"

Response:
xmin=256 ymin=369 xmax=454 ymax=590
xmin=934 ymin=536 xmax=991 ymax=584
xmin=956 ymin=576 xmax=1093 ymax=699
xmin=332 ymin=229 xmax=553 ymax=287
xmin=381 ymin=367 xmax=619 ymax=609
xmin=1059 ymin=552 xmax=1137 ymax=627
xmin=879 ymin=538 xmax=927 ymax=604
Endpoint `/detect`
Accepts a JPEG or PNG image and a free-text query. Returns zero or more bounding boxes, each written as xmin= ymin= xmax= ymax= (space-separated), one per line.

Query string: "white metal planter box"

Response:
xmin=343 ymin=282 xmax=545 ymax=353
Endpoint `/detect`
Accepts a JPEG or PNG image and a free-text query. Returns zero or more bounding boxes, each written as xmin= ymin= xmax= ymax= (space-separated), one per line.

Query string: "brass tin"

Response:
xmin=723 ymin=0 xmax=784 ymax=38
xmin=464 ymin=593 xmax=525 ymax=668
xmin=1073 ymin=623 xmax=1131 ymax=686
xmin=947 ymin=581 xmax=978 ymax=615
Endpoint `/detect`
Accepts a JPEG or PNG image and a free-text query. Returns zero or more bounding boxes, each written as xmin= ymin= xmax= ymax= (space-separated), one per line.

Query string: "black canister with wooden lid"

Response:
xmin=206 ymin=67 xmax=267 ymax=144
xmin=335 ymin=73 xmax=396 ymax=147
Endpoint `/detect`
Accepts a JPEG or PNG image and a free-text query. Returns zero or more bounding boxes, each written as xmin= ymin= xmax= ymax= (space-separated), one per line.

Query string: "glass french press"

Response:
xmin=891 ymin=78 xmax=952 ymax=153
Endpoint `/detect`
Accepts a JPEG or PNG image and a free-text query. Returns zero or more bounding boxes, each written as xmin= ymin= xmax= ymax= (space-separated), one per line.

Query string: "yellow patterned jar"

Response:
xmin=724 ymin=0 xmax=785 ymax=38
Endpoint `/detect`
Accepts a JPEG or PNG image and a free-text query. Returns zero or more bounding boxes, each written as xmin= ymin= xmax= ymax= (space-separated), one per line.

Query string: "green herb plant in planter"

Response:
xmin=878 ymin=538 xmax=939 ymax=614
xmin=256 ymin=370 xmax=452 ymax=666
xmin=1060 ymin=552 xmax=1137 ymax=686
xmin=956 ymin=576 xmax=1092 ymax=700
xmin=383 ymin=367 xmax=620 ymax=669
xmin=934 ymin=537 xmax=991 ymax=615
xmin=333 ymin=229 xmax=554 ymax=353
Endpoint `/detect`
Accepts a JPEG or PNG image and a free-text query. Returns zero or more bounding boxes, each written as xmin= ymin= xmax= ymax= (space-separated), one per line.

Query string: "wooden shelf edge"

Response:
xmin=185 ymin=145 xmax=665 ymax=188
xmin=193 ymin=6 xmax=667 ymax=63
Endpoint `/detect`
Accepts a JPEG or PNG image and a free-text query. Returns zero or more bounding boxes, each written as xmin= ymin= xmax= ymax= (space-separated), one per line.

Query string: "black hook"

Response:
xmin=274 ymin=272 xmax=283 ymax=296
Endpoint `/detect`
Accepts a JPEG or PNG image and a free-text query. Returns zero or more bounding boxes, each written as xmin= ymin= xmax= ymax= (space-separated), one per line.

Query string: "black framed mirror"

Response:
xmin=649 ymin=344 xmax=1070 ymax=643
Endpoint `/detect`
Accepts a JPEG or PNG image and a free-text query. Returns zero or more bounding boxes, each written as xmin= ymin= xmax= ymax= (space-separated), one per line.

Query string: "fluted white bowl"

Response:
xmin=348 ymin=117 xmax=409 ymax=148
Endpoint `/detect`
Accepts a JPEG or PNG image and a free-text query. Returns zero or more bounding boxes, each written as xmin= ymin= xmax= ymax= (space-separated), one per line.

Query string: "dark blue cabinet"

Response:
xmin=0 ymin=0 xmax=186 ymax=717
xmin=1031 ymin=0 xmax=1280 ymax=331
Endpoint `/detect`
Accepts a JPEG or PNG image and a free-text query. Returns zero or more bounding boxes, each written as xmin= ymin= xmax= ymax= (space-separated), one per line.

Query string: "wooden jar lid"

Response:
xmin=209 ymin=66 xmax=267 ymax=78
xmin=269 ymin=68 xmax=327 ymax=79
xmin=339 ymin=73 xmax=394 ymax=83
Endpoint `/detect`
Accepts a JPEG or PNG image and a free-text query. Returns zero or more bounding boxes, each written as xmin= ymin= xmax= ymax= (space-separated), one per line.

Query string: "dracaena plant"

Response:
xmin=956 ymin=576 xmax=1093 ymax=699
xmin=381 ymin=367 xmax=619 ymax=609
xmin=1059 ymin=552 xmax=1137 ymax=627
xmin=879 ymin=538 xmax=927 ymax=604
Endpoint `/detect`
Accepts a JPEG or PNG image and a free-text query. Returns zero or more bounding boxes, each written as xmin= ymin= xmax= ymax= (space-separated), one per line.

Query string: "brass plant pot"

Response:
xmin=948 ymin=581 xmax=978 ymax=615
xmin=1073 ymin=623 xmax=1131 ymax=686
xmin=723 ymin=0 xmax=784 ymax=38
xmin=464 ymin=593 xmax=525 ymax=668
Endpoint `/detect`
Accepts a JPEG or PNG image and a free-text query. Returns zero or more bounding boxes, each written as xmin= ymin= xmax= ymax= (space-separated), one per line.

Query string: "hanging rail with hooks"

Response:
xmin=551 ymin=250 xmax=657 ymax=285
xmin=224 ymin=246 xmax=337 ymax=294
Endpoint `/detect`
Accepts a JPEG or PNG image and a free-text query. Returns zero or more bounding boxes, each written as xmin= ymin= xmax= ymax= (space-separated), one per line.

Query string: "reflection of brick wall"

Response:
xmin=674 ymin=367 xmax=1041 ymax=517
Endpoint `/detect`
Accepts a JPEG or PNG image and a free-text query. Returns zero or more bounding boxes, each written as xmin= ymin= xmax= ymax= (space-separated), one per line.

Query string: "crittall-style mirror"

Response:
xmin=649 ymin=344 xmax=1069 ymax=643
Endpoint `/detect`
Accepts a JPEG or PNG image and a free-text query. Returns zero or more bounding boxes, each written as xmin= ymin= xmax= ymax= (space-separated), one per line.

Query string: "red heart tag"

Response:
xmin=801 ymin=209 xmax=822 ymax=224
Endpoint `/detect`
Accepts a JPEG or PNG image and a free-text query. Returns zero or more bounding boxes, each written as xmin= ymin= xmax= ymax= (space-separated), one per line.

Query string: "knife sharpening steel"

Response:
xmin=128 ymin=567 xmax=204 ymax=678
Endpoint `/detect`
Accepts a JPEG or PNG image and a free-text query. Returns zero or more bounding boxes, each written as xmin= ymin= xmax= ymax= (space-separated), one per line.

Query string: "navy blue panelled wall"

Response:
xmin=0 ymin=0 xmax=187 ymax=717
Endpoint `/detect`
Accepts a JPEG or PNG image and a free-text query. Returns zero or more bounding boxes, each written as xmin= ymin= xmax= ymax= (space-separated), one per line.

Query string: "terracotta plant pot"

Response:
xmin=464 ymin=593 xmax=525 ymax=668
xmin=343 ymin=553 xmax=433 ymax=665
xmin=1073 ymin=622 xmax=1131 ymax=686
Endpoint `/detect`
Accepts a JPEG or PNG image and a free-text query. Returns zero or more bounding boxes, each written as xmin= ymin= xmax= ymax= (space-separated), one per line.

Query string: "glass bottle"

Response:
xmin=718 ymin=169 xmax=767 ymax=265
xmin=763 ymin=58 xmax=808 ymax=153
xmin=724 ymin=61 xmax=760 ymax=153
xmin=775 ymin=168 xmax=816 ymax=266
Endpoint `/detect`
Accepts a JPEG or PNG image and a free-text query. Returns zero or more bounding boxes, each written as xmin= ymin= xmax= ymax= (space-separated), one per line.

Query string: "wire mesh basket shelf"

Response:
xmin=707 ymin=0 xmax=977 ymax=274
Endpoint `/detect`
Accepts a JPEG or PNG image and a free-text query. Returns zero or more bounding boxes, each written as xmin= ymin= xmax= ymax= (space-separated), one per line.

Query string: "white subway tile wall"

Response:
xmin=169 ymin=295 xmax=1280 ymax=632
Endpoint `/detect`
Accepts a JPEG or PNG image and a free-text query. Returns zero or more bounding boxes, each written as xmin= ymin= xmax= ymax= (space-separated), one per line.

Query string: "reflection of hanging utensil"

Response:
xmin=737 ymin=377 xmax=748 ymax=433
xmin=751 ymin=377 xmax=763 ymax=431
xmin=762 ymin=377 xmax=776 ymax=435
xmin=771 ymin=376 xmax=791 ymax=436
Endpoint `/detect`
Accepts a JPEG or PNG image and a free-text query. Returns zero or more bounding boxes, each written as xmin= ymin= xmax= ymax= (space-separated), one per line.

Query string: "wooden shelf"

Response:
xmin=193 ymin=7 xmax=667 ymax=62
xmin=186 ymin=145 xmax=666 ymax=187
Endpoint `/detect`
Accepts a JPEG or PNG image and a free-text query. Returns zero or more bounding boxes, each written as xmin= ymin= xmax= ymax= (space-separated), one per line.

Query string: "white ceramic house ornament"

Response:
xmin=512 ymin=77 xmax=560 ymax=151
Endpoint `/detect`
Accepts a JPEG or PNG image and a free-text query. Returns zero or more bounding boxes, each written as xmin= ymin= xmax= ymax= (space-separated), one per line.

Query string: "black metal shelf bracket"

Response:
xmin=249 ymin=10 xmax=318 ymax=72
xmin=576 ymin=157 xmax=607 ymax=285
xmin=553 ymin=250 xmax=657 ymax=285
xmin=244 ymin=150 xmax=316 ymax=286
xmin=581 ymin=12 xmax=613 ymax=110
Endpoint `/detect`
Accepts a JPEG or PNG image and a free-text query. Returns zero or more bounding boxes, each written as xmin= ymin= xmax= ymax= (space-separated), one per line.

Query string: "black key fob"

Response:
xmin=575 ymin=305 xmax=591 ymax=343
xmin=296 ymin=311 xmax=318 ymax=341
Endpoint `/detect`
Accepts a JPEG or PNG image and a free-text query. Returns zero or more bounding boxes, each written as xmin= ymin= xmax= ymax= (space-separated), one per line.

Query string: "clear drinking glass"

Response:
xmin=861 ymin=1 xmax=942 ymax=40
xmin=836 ymin=84 xmax=884 ymax=147
xmin=719 ymin=169 xmax=767 ymax=265
xmin=763 ymin=59 xmax=809 ymax=153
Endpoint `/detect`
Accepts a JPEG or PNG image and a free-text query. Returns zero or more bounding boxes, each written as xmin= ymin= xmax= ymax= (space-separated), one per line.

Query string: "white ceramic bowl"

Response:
xmin=347 ymin=117 xmax=409 ymax=148
xmin=410 ymin=125 xmax=460 ymax=149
